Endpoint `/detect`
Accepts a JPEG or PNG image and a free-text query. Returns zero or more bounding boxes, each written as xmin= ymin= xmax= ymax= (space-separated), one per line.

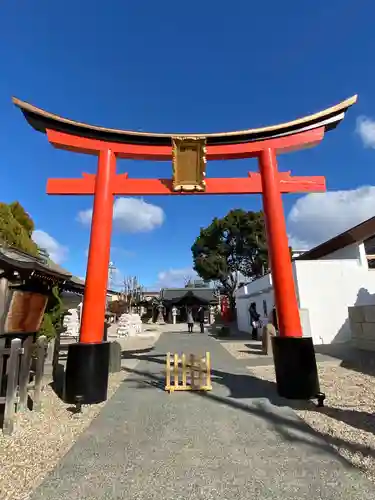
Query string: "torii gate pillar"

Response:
xmin=259 ymin=148 xmax=302 ymax=336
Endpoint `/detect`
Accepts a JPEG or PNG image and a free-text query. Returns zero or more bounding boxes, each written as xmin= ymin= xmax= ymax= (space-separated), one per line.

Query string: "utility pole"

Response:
xmin=108 ymin=261 xmax=116 ymax=291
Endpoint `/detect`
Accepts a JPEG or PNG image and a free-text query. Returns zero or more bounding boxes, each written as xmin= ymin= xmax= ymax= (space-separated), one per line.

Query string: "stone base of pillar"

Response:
xmin=109 ymin=341 xmax=121 ymax=373
xmin=272 ymin=336 xmax=324 ymax=402
xmin=65 ymin=342 xmax=110 ymax=405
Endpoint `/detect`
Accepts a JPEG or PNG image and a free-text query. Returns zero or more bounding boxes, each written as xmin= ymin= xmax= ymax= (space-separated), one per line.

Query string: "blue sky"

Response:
xmin=1 ymin=0 xmax=375 ymax=289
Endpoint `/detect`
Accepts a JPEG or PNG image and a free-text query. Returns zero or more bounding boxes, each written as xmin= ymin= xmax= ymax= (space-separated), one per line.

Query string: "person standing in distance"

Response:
xmin=249 ymin=302 xmax=260 ymax=340
xmin=198 ymin=306 xmax=205 ymax=333
xmin=187 ymin=307 xmax=194 ymax=333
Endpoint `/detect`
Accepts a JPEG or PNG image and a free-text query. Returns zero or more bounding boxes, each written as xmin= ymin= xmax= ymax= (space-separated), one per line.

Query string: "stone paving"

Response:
xmin=29 ymin=329 xmax=375 ymax=499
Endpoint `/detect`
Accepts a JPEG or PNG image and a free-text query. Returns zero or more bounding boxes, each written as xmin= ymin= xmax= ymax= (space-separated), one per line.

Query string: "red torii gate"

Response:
xmin=13 ymin=95 xmax=357 ymax=404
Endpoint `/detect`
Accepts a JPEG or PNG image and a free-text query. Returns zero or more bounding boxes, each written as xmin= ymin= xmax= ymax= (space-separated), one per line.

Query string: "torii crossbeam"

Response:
xmin=47 ymin=171 xmax=326 ymax=196
xmin=13 ymin=95 xmax=357 ymax=404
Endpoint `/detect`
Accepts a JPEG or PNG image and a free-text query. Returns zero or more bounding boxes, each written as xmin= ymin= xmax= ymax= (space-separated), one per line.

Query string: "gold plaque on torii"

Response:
xmin=172 ymin=137 xmax=207 ymax=192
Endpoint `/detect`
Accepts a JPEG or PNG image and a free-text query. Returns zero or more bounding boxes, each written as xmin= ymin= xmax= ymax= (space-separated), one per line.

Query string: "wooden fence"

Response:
xmin=0 ymin=335 xmax=47 ymax=436
xmin=165 ymin=352 xmax=212 ymax=393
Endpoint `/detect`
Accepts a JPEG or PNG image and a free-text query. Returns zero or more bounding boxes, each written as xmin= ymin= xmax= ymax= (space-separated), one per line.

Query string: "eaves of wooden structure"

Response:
xmin=161 ymin=287 xmax=218 ymax=306
xmin=0 ymin=244 xmax=83 ymax=292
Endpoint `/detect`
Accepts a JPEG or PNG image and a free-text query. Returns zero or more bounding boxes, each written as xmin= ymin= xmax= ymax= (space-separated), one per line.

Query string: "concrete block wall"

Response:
xmin=349 ymin=305 xmax=375 ymax=351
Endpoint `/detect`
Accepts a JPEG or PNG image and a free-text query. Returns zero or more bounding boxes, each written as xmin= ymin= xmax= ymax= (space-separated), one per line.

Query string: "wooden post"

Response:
xmin=173 ymin=353 xmax=179 ymax=389
xmin=205 ymin=352 xmax=212 ymax=389
xmin=52 ymin=328 xmax=62 ymax=382
xmin=46 ymin=338 xmax=55 ymax=364
xmin=190 ymin=354 xmax=196 ymax=389
xmin=166 ymin=352 xmax=171 ymax=390
xmin=0 ymin=337 xmax=5 ymax=394
xmin=181 ymin=353 xmax=187 ymax=387
xmin=0 ymin=277 xmax=9 ymax=333
xmin=198 ymin=356 xmax=204 ymax=387
xmin=18 ymin=336 xmax=33 ymax=411
xmin=34 ymin=336 xmax=46 ymax=411
xmin=3 ymin=338 xmax=22 ymax=436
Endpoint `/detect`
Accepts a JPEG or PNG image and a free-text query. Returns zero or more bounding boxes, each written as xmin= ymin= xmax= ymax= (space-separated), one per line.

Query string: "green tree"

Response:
xmin=191 ymin=209 xmax=268 ymax=307
xmin=9 ymin=201 xmax=35 ymax=236
xmin=0 ymin=202 xmax=38 ymax=255
xmin=108 ymin=299 xmax=128 ymax=317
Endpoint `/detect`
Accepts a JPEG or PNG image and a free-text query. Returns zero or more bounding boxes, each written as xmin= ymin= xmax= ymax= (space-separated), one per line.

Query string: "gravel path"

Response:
xmin=0 ymin=371 xmax=126 ymax=500
xmin=0 ymin=333 xmax=160 ymax=500
xmin=27 ymin=332 xmax=375 ymax=500
xmin=250 ymin=363 xmax=375 ymax=484
xmin=221 ymin=340 xmax=267 ymax=359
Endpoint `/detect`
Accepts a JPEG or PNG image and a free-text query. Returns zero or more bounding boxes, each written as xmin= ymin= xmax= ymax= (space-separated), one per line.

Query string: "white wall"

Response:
xmin=235 ymin=241 xmax=375 ymax=344
xmin=294 ymin=256 xmax=375 ymax=344
xmin=324 ymin=242 xmax=368 ymax=267
xmin=325 ymin=242 xmax=361 ymax=260
xmin=235 ymin=274 xmax=274 ymax=333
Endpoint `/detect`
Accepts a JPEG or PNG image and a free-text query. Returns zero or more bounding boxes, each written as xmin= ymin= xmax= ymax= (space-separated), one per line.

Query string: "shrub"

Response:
xmin=38 ymin=286 xmax=64 ymax=342
xmin=39 ymin=313 xmax=55 ymax=342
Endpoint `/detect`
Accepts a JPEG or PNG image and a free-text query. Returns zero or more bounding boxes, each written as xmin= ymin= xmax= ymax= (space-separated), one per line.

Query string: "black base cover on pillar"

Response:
xmin=271 ymin=336 xmax=320 ymax=399
xmin=65 ymin=342 xmax=110 ymax=405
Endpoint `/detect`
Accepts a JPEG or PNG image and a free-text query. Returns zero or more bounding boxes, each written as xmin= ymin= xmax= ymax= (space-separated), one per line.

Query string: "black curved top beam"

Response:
xmin=12 ymin=95 xmax=357 ymax=147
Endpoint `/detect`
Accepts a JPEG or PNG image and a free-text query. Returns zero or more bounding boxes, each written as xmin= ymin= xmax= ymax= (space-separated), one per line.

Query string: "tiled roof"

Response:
xmin=0 ymin=244 xmax=85 ymax=293
xmin=161 ymin=287 xmax=216 ymax=303
xmin=0 ymin=244 xmax=70 ymax=279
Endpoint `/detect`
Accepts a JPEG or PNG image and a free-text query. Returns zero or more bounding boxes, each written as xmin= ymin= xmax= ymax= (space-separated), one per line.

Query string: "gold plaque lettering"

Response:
xmin=172 ymin=137 xmax=207 ymax=192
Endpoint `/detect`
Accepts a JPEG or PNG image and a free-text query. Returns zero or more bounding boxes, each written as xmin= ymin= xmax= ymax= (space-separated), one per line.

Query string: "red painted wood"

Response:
xmin=79 ymin=149 xmax=116 ymax=344
xmin=46 ymin=127 xmax=325 ymax=161
xmin=47 ymin=172 xmax=326 ymax=196
xmin=259 ymin=148 xmax=302 ymax=338
xmin=44 ymin=125 xmax=328 ymax=346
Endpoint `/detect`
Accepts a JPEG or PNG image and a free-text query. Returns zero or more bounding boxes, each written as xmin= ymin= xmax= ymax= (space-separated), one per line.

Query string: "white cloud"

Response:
xmin=356 ymin=116 xmax=375 ymax=148
xmin=33 ymin=230 xmax=69 ymax=264
xmin=78 ymin=211 xmax=92 ymax=226
xmin=77 ymin=197 xmax=165 ymax=233
xmin=287 ymin=186 xmax=375 ymax=250
xmin=156 ymin=268 xmax=198 ymax=288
